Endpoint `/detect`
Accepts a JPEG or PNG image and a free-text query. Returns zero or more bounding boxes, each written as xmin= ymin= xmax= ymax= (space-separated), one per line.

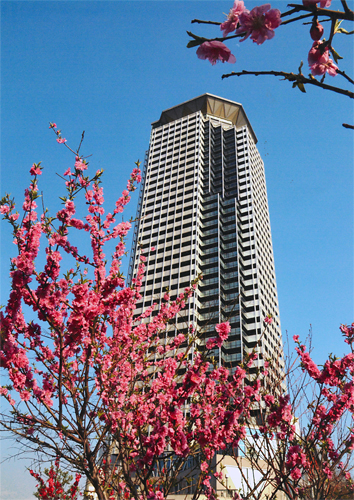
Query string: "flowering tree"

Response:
xmin=0 ymin=125 xmax=353 ymax=500
xmin=187 ymin=0 xmax=354 ymax=128
xmin=0 ymin=127 xmax=267 ymax=500
xmin=213 ymin=326 xmax=354 ymax=500
xmin=30 ymin=458 xmax=81 ymax=500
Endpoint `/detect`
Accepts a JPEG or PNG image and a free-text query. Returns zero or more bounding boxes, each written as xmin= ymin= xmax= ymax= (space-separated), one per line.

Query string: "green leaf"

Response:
xmin=337 ymin=28 xmax=354 ymax=35
xmin=334 ymin=19 xmax=343 ymax=33
xmin=187 ymin=39 xmax=204 ymax=49
xmin=292 ymin=81 xmax=306 ymax=93
xmin=186 ymin=31 xmax=207 ymax=49
xmin=331 ymin=47 xmax=343 ymax=64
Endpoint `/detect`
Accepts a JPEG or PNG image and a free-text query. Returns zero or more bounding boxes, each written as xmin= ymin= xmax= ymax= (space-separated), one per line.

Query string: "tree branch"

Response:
xmin=280 ymin=12 xmax=314 ymax=26
xmin=336 ymin=69 xmax=354 ymax=85
xmin=341 ymin=0 xmax=351 ymax=15
xmin=287 ymin=4 xmax=354 ymax=22
xmin=222 ymin=69 xmax=354 ymax=99
xmin=191 ymin=19 xmax=221 ymax=26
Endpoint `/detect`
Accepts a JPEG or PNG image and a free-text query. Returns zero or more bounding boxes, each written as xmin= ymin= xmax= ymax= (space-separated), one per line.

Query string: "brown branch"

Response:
xmin=222 ymin=69 xmax=354 ymax=99
xmin=337 ymin=69 xmax=354 ymax=85
xmin=343 ymin=123 xmax=354 ymax=129
xmin=341 ymin=0 xmax=351 ymax=15
xmin=186 ymin=29 xmax=242 ymax=47
xmin=191 ymin=19 xmax=221 ymax=26
xmin=287 ymin=3 xmax=354 ymax=21
xmin=77 ymin=130 xmax=85 ymax=155
xmin=280 ymin=12 xmax=314 ymax=26
xmin=281 ymin=7 xmax=304 ymax=19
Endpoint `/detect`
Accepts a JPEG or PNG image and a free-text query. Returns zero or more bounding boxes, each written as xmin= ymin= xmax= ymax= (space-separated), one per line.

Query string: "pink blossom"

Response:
xmin=215 ymin=322 xmax=231 ymax=346
xmin=30 ymin=164 xmax=42 ymax=176
xmin=196 ymin=41 xmax=236 ymax=65
xmin=200 ymin=461 xmax=208 ymax=472
xmin=49 ymin=122 xmax=57 ymax=129
xmin=310 ymin=59 xmax=338 ymax=76
xmin=310 ymin=19 xmax=324 ymax=41
xmin=308 ymin=41 xmax=338 ymax=76
xmin=220 ymin=0 xmax=245 ymax=36
xmin=264 ymin=315 xmax=273 ymax=325
xmin=20 ymin=390 xmax=31 ymax=401
xmin=297 ymin=348 xmax=322 ymax=379
xmin=308 ymin=41 xmax=327 ymax=65
xmin=206 ymin=338 xmax=217 ymax=350
xmin=264 ymin=394 xmax=275 ymax=406
xmin=340 ymin=323 xmax=354 ymax=344
xmin=74 ymin=157 xmax=87 ymax=171
xmin=65 ymin=200 xmax=76 ymax=217
xmin=290 ymin=467 xmax=302 ymax=481
xmin=0 ymin=205 xmax=10 ymax=214
xmin=237 ymin=4 xmax=281 ymax=45
xmin=323 ymin=465 xmax=333 ymax=479
xmin=56 ymin=138 xmax=67 ymax=144
xmin=148 ymin=491 xmax=165 ymax=500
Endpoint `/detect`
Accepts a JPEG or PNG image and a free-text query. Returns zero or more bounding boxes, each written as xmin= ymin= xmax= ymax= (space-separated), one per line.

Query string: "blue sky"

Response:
xmin=1 ymin=1 xmax=353 ymax=498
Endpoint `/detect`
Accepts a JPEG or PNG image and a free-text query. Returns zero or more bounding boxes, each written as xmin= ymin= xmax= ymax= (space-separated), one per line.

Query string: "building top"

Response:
xmin=151 ymin=93 xmax=257 ymax=143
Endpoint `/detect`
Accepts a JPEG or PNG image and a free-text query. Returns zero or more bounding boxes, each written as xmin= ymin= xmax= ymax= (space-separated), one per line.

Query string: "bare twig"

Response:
xmin=191 ymin=19 xmax=221 ymax=26
xmin=77 ymin=131 xmax=85 ymax=155
xmin=337 ymin=69 xmax=354 ymax=85
xmin=186 ymin=29 xmax=242 ymax=47
xmin=280 ymin=12 xmax=314 ymax=26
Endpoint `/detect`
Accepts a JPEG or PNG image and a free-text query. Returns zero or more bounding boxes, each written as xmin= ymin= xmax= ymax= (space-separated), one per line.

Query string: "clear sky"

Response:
xmin=1 ymin=1 xmax=353 ymax=498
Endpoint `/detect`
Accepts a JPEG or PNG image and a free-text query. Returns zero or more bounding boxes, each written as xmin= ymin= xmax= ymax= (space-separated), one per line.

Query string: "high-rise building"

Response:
xmin=128 ymin=93 xmax=284 ymax=383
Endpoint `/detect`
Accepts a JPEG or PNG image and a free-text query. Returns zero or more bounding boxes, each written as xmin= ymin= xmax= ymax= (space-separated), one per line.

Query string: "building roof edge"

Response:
xmin=151 ymin=93 xmax=258 ymax=143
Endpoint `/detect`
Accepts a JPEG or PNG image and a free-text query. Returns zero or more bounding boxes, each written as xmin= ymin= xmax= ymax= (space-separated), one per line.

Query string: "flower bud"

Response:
xmin=310 ymin=19 xmax=324 ymax=41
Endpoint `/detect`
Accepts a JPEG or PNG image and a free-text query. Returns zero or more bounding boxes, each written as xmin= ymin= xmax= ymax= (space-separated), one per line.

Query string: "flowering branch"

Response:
xmin=188 ymin=1 xmax=354 ymax=126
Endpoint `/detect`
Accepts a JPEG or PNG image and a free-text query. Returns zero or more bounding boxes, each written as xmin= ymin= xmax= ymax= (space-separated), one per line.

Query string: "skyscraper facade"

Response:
xmin=128 ymin=94 xmax=284 ymax=383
